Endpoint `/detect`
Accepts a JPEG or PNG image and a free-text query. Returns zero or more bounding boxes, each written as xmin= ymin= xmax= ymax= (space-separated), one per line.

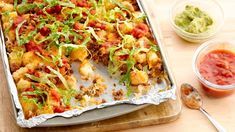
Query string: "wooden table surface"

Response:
xmin=1 ymin=0 xmax=235 ymax=132
xmin=123 ymin=0 xmax=235 ymax=132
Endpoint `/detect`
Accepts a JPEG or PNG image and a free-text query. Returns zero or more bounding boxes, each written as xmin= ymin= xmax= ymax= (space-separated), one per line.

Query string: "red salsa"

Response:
xmin=199 ymin=49 xmax=235 ymax=85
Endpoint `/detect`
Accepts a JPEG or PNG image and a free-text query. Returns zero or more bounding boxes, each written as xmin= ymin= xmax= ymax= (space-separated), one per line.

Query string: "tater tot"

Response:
xmin=130 ymin=70 xmax=148 ymax=85
xmin=70 ymin=47 xmax=88 ymax=62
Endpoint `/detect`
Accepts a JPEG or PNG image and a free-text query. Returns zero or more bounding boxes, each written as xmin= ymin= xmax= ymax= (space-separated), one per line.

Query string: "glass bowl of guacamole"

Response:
xmin=170 ymin=0 xmax=224 ymax=43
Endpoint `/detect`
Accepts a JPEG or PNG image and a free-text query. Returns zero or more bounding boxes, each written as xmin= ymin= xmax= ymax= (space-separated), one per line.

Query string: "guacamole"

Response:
xmin=174 ymin=5 xmax=214 ymax=34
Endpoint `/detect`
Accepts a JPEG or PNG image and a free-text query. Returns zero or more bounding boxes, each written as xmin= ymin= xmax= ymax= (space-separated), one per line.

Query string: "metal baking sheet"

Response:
xmin=0 ymin=0 xmax=177 ymax=127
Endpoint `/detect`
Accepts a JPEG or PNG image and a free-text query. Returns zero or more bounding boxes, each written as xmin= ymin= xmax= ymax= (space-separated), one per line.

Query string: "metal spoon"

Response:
xmin=180 ymin=83 xmax=226 ymax=132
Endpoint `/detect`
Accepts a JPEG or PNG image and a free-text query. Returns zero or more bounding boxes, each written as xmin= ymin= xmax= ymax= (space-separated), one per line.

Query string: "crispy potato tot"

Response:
xmin=147 ymin=50 xmax=161 ymax=69
xmin=79 ymin=60 xmax=94 ymax=80
xmin=121 ymin=1 xmax=135 ymax=12
xmin=130 ymin=70 xmax=148 ymax=85
xmin=134 ymin=52 xmax=147 ymax=64
xmin=0 ymin=2 xmax=14 ymax=12
xmin=8 ymin=47 xmax=24 ymax=72
xmin=20 ymin=99 xmax=38 ymax=119
xmin=16 ymin=79 xmax=31 ymax=92
xmin=66 ymin=75 xmax=77 ymax=89
xmin=70 ymin=47 xmax=88 ymax=62
xmin=13 ymin=67 xmax=29 ymax=82
xmin=22 ymin=51 xmax=42 ymax=66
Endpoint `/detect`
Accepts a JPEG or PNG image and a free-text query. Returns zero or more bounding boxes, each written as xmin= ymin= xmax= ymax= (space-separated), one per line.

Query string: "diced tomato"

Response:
xmin=115 ymin=13 xmax=125 ymax=21
xmin=27 ymin=95 xmax=37 ymax=98
xmin=46 ymin=7 xmax=54 ymax=14
xmin=27 ymin=69 xmax=34 ymax=74
xmin=54 ymin=5 xmax=62 ymax=14
xmin=58 ymin=27 xmax=63 ymax=32
xmin=27 ymin=25 xmax=35 ymax=31
xmin=119 ymin=54 xmax=129 ymax=60
xmin=64 ymin=63 xmax=70 ymax=69
xmin=71 ymin=0 xmax=77 ymax=4
xmin=96 ymin=23 xmax=102 ymax=28
xmin=39 ymin=26 xmax=50 ymax=36
xmin=27 ymin=0 xmax=35 ymax=3
xmin=82 ymin=12 xmax=88 ymax=17
xmin=69 ymin=35 xmax=75 ymax=43
xmin=59 ymin=67 xmax=66 ymax=75
xmin=65 ymin=105 xmax=70 ymax=109
xmin=102 ymin=41 xmax=120 ymax=53
xmin=18 ymin=27 xmax=25 ymax=34
xmin=54 ymin=77 xmax=60 ymax=84
xmin=25 ymin=87 xmax=34 ymax=92
xmin=88 ymin=20 xmax=96 ymax=27
xmin=56 ymin=15 xmax=64 ymax=21
xmin=95 ymin=23 xmax=106 ymax=30
xmin=44 ymin=66 xmax=51 ymax=73
xmin=90 ymin=9 xmax=96 ymax=15
xmin=27 ymin=0 xmax=42 ymax=3
xmin=100 ymin=23 xmax=106 ymax=30
xmin=50 ymin=89 xmax=60 ymax=102
xmin=77 ymin=0 xmax=90 ymax=7
xmin=77 ymin=1 xmax=85 ymax=7
xmin=62 ymin=58 xmax=69 ymax=64
xmin=59 ymin=62 xmax=70 ymax=75
xmin=131 ymin=23 xmax=149 ymax=38
xmin=53 ymin=106 xmax=65 ymax=113
xmin=42 ymin=5 xmax=61 ymax=14
xmin=25 ymin=41 xmax=43 ymax=53
xmin=59 ymin=36 xmax=65 ymax=42
xmin=102 ymin=42 xmax=113 ymax=49
xmin=41 ymin=50 xmax=50 ymax=56
xmin=34 ymin=71 xmax=41 ymax=77
xmin=88 ymin=20 xmax=106 ymax=30
xmin=13 ymin=16 xmax=25 ymax=28
xmin=36 ymin=9 xmax=44 ymax=15
xmin=73 ymin=22 xmax=83 ymax=30
xmin=137 ymin=23 xmax=149 ymax=32
xmin=35 ymin=0 xmax=43 ymax=2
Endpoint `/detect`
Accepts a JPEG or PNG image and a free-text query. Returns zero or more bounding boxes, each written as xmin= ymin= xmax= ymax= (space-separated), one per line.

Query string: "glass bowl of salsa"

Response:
xmin=193 ymin=40 xmax=235 ymax=97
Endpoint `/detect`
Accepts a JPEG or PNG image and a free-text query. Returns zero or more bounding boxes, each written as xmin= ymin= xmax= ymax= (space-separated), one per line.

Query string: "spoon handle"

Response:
xmin=200 ymin=108 xmax=226 ymax=132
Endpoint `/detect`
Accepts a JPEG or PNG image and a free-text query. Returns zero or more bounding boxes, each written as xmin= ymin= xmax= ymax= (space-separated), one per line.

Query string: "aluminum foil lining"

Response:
xmin=0 ymin=40 xmax=176 ymax=127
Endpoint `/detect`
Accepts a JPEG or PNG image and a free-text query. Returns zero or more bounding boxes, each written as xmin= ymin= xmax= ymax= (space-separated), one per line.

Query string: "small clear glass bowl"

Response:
xmin=192 ymin=40 xmax=235 ymax=97
xmin=170 ymin=0 xmax=224 ymax=43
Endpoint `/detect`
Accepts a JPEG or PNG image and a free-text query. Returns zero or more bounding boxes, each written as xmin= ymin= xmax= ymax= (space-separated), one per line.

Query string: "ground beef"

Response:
xmin=112 ymin=89 xmax=124 ymax=101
